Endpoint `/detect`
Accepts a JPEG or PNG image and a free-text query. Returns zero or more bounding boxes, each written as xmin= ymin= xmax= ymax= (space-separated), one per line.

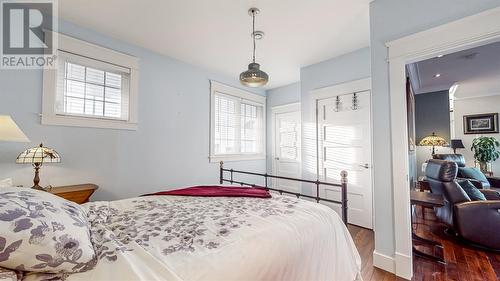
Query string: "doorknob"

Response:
xmin=359 ymin=163 xmax=370 ymax=169
xmin=275 ymin=157 xmax=280 ymax=160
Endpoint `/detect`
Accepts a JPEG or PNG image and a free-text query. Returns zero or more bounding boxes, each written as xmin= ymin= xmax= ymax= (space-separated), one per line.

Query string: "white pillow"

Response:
xmin=0 ymin=187 xmax=96 ymax=273
xmin=0 ymin=178 xmax=13 ymax=188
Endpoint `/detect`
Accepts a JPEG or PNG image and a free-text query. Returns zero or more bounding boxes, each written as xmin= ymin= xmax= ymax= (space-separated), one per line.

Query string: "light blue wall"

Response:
xmin=265 ymin=47 xmax=371 ymax=192
xmin=370 ymin=0 xmax=500 ymax=260
xmin=265 ymin=82 xmax=301 ymax=173
xmin=0 ymin=20 xmax=265 ymax=200
xmin=300 ymin=48 xmax=371 ymax=192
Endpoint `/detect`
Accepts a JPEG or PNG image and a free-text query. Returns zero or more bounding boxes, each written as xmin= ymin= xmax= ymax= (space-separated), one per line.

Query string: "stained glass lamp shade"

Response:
xmin=418 ymin=132 xmax=448 ymax=155
xmin=16 ymin=143 xmax=61 ymax=190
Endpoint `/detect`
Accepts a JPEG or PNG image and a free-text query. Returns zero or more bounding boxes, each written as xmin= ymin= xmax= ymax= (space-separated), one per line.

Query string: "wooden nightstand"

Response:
xmin=47 ymin=184 xmax=98 ymax=204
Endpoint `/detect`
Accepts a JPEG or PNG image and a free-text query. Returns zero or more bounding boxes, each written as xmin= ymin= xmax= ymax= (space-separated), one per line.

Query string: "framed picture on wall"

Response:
xmin=463 ymin=113 xmax=499 ymax=134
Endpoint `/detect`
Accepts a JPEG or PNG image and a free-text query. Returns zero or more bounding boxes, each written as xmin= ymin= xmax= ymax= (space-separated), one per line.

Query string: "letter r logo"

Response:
xmin=2 ymin=1 xmax=53 ymax=55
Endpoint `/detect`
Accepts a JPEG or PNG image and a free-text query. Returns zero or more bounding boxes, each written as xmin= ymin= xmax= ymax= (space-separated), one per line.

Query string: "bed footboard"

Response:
xmin=219 ymin=161 xmax=349 ymax=225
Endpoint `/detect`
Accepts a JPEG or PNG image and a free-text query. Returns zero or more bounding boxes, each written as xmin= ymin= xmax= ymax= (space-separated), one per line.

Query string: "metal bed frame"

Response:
xmin=219 ymin=161 xmax=349 ymax=225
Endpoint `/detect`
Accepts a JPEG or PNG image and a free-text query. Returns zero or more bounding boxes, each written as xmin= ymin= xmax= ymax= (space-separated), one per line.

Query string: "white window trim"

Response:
xmin=42 ymin=32 xmax=140 ymax=130
xmin=209 ymin=80 xmax=266 ymax=162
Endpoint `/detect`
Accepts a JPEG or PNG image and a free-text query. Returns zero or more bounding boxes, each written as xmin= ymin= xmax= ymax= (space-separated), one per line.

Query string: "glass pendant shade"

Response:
xmin=240 ymin=62 xmax=269 ymax=87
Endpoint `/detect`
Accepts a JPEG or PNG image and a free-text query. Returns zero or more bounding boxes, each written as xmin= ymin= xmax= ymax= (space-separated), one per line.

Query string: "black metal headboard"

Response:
xmin=219 ymin=161 xmax=349 ymax=225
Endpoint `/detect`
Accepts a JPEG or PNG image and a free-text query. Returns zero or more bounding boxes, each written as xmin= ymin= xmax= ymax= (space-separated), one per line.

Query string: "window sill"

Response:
xmin=209 ymin=154 xmax=265 ymax=163
xmin=41 ymin=114 xmax=138 ymax=130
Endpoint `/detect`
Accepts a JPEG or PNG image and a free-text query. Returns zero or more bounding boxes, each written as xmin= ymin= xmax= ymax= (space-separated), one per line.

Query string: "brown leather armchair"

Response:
xmin=433 ymin=154 xmax=500 ymax=191
xmin=425 ymin=159 xmax=500 ymax=250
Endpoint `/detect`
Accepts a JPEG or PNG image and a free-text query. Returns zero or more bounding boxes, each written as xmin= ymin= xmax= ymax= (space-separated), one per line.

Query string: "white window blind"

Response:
xmin=56 ymin=51 xmax=130 ymax=121
xmin=210 ymin=81 xmax=265 ymax=162
xmin=214 ymin=94 xmax=237 ymax=154
xmin=240 ymin=102 xmax=259 ymax=153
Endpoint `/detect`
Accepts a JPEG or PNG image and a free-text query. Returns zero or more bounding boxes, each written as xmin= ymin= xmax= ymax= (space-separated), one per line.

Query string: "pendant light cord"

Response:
xmin=252 ymin=10 xmax=256 ymax=63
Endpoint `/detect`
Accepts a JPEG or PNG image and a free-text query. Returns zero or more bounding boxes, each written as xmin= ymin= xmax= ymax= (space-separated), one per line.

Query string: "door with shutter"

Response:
xmin=317 ymin=90 xmax=373 ymax=229
xmin=272 ymin=103 xmax=301 ymax=193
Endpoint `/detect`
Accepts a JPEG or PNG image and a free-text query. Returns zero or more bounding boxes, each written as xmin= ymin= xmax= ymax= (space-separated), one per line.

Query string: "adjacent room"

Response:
xmin=406 ymin=41 xmax=500 ymax=278
xmin=1 ymin=1 xmax=500 ymax=280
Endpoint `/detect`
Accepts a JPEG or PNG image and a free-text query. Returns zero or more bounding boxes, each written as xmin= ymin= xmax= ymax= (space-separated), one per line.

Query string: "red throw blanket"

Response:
xmin=144 ymin=185 xmax=272 ymax=198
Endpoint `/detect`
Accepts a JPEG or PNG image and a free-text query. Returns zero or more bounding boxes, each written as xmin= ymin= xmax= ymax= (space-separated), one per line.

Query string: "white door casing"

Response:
xmin=385 ymin=6 xmax=500 ymax=279
xmin=317 ymin=89 xmax=373 ymax=229
xmin=272 ymin=103 xmax=301 ymax=193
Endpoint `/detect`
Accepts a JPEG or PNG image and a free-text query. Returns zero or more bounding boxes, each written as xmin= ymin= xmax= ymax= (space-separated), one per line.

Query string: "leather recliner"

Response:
xmin=433 ymin=154 xmax=500 ymax=191
xmin=433 ymin=154 xmax=467 ymax=167
xmin=425 ymin=159 xmax=500 ymax=250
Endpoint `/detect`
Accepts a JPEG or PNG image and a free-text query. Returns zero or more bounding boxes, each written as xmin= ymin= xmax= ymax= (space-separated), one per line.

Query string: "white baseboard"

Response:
xmin=373 ymin=251 xmax=412 ymax=280
xmin=373 ymin=251 xmax=395 ymax=273
xmin=395 ymin=252 xmax=412 ymax=280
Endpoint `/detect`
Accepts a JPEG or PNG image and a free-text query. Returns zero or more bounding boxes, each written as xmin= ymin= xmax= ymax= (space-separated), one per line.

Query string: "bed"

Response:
xmin=1 ymin=164 xmax=362 ymax=281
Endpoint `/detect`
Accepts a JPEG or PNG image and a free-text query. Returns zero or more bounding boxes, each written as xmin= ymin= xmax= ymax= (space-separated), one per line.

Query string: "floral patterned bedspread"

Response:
xmin=24 ymin=194 xmax=361 ymax=281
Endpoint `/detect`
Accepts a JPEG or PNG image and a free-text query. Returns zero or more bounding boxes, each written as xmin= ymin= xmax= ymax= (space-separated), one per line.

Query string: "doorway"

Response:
xmin=386 ymin=6 xmax=500 ymax=279
xmin=271 ymin=103 xmax=301 ymax=193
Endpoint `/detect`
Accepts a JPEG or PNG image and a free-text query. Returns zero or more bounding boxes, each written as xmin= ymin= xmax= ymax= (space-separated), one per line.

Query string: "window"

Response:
xmin=210 ymin=81 xmax=266 ymax=162
xmin=59 ymin=54 xmax=130 ymax=120
xmin=42 ymin=33 xmax=139 ymax=130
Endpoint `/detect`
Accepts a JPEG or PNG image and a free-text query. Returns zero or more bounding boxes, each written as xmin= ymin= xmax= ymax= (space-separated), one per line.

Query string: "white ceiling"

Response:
xmin=58 ymin=0 xmax=371 ymax=89
xmin=408 ymin=41 xmax=500 ymax=98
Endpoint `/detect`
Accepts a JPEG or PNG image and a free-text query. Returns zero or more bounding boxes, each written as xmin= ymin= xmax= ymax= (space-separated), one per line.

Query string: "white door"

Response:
xmin=272 ymin=103 xmax=301 ymax=193
xmin=317 ymin=91 xmax=373 ymax=229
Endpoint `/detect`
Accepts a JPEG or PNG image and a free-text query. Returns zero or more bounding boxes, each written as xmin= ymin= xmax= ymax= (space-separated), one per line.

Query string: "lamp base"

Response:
xmin=31 ymin=184 xmax=44 ymax=190
xmin=32 ymin=163 xmax=44 ymax=191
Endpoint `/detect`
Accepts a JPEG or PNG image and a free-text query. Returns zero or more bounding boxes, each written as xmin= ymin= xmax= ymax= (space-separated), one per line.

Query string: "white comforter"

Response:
xmin=25 ymin=194 xmax=361 ymax=281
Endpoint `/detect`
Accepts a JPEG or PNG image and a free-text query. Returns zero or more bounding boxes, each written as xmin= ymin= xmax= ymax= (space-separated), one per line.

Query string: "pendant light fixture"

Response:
xmin=239 ymin=7 xmax=269 ymax=87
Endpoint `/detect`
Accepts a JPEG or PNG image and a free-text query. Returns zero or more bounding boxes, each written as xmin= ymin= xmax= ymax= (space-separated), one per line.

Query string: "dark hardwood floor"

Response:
xmin=412 ymin=207 xmax=500 ymax=281
xmin=348 ymin=206 xmax=500 ymax=281
xmin=348 ymin=224 xmax=403 ymax=281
